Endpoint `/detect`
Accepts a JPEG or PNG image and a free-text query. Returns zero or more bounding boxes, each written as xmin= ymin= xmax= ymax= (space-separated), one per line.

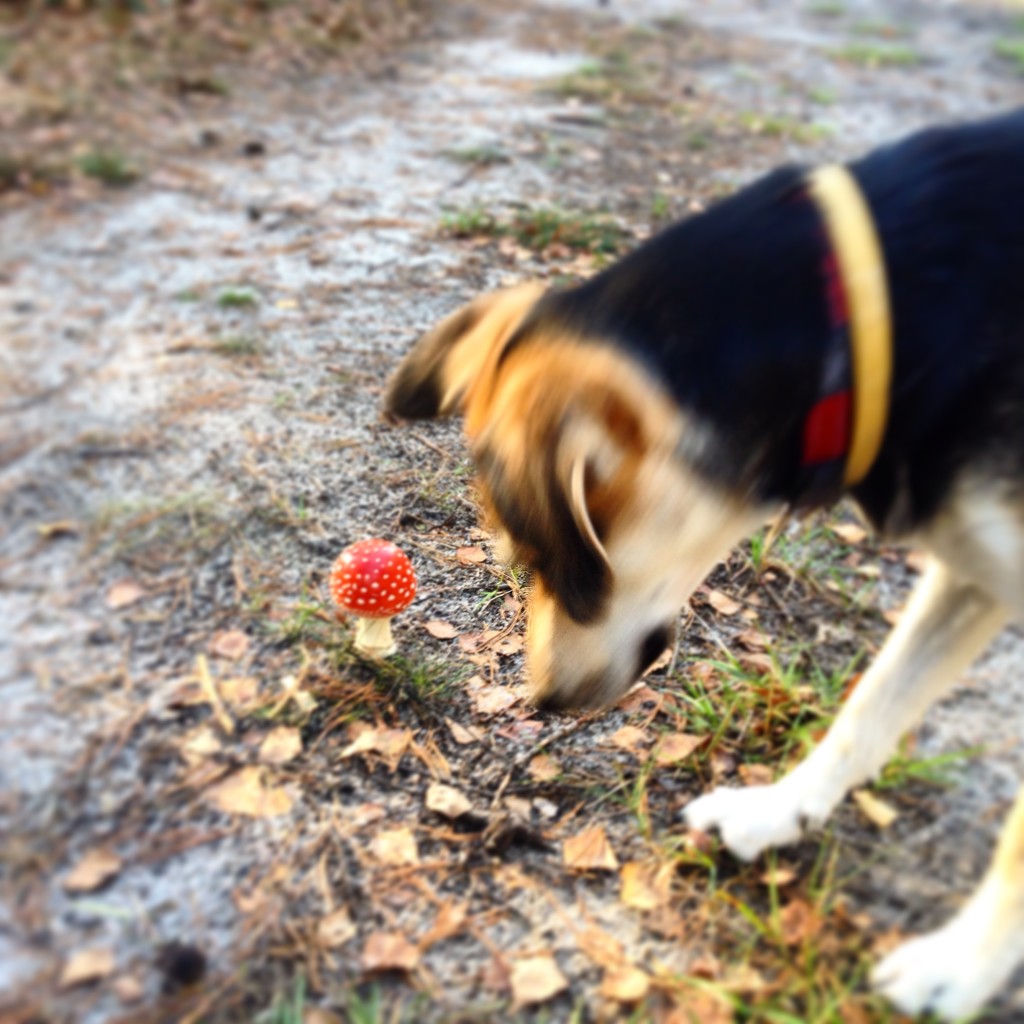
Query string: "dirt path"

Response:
xmin=2 ymin=1 xmax=1023 ymax=1021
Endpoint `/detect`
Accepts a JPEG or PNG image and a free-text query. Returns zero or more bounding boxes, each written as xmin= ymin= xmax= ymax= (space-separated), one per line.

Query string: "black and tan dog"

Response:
xmin=385 ymin=109 xmax=1024 ymax=1018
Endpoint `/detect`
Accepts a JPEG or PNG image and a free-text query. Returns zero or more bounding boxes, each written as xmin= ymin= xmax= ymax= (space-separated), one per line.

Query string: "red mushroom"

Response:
xmin=329 ymin=539 xmax=417 ymax=657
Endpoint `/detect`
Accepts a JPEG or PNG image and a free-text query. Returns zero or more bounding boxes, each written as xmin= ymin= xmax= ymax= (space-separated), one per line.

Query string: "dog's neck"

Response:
xmin=547 ymin=112 xmax=1024 ymax=538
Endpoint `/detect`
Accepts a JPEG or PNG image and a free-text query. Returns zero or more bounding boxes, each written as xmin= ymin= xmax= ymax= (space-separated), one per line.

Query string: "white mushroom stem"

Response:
xmin=353 ymin=615 xmax=396 ymax=658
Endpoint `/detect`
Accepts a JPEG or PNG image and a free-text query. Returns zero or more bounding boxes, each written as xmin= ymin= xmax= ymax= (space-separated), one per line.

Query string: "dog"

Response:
xmin=384 ymin=109 xmax=1024 ymax=1019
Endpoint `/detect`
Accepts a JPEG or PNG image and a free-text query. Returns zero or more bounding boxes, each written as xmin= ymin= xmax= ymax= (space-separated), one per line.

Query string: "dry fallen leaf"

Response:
xmin=304 ymin=1010 xmax=344 ymax=1024
xmin=831 ymin=522 xmax=868 ymax=545
xmin=852 ymin=789 xmax=899 ymax=829
xmin=207 ymin=767 xmax=293 ymax=818
xmin=735 ymin=628 xmax=770 ymax=651
xmin=470 ymin=685 xmax=518 ymax=716
xmin=882 ymin=605 xmax=904 ymax=626
xmin=342 ymin=803 xmax=388 ymax=833
xmin=510 ymin=954 xmax=568 ymax=1009
xmin=105 ymin=579 xmax=146 ymax=610
xmin=563 ymin=825 xmax=619 ymax=872
xmin=601 ymin=965 xmax=650 ymax=1003
xmin=654 ymin=732 xmax=704 ymax=767
xmin=838 ymin=1002 xmax=874 ymax=1024
xmin=456 ymin=545 xmax=487 ymax=565
xmin=616 ymin=684 xmax=663 ymax=715
xmin=178 ymin=725 xmax=222 ymax=766
xmin=425 ymin=782 xmax=473 ymax=819
xmin=705 ymin=588 xmax=742 ymax=616
xmin=340 ymin=727 xmax=412 ymax=770
xmin=60 ymin=948 xmax=116 ymax=989
xmin=666 ymin=989 xmax=733 ymax=1024
xmin=759 ymin=865 xmax=798 ymax=888
xmin=577 ymin=926 xmax=625 ymax=970
xmin=445 ymin=717 xmax=483 ymax=745
xmin=112 ymin=975 xmax=144 ymax=1004
xmin=609 ymin=725 xmax=650 ymax=756
xmin=723 ymin=963 xmax=768 ymax=995
xmin=527 ymin=753 xmax=560 ymax=781
xmin=317 ymin=908 xmax=356 ymax=949
xmin=738 ymin=763 xmax=774 ymax=786
xmin=738 ymin=651 xmax=775 ymax=675
xmin=218 ymin=675 xmax=260 ymax=709
xmin=209 ymin=629 xmax=250 ymax=660
xmin=259 ymin=726 xmax=303 ymax=765
xmin=64 ymin=849 xmax=122 ymax=894
xmin=419 ymin=901 xmax=468 ymax=950
xmin=371 ymin=826 xmax=419 ymax=866
xmin=423 ymin=619 xmax=459 ymax=639
xmin=620 ymin=860 xmax=673 ymax=911
xmin=458 ymin=629 xmax=501 ymax=654
xmin=493 ymin=633 xmax=524 ymax=656
xmin=779 ymin=898 xmax=822 ymax=946
xmin=361 ymin=931 xmax=420 ymax=973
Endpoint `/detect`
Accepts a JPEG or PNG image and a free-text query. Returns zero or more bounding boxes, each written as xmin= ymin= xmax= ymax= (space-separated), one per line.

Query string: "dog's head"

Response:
xmin=385 ymin=285 xmax=768 ymax=709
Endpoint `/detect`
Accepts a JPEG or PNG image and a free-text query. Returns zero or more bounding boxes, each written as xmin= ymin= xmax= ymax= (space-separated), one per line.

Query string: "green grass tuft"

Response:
xmin=442 ymin=144 xmax=510 ymax=166
xmin=211 ymin=334 xmax=265 ymax=357
xmin=439 ymin=205 xmax=500 ymax=238
xmin=994 ymin=37 xmax=1024 ymax=73
xmin=830 ymin=43 xmax=921 ymax=68
xmin=77 ymin=147 xmax=139 ymax=186
xmin=216 ymin=288 xmax=260 ymax=309
xmin=440 ymin=204 xmax=630 ymax=256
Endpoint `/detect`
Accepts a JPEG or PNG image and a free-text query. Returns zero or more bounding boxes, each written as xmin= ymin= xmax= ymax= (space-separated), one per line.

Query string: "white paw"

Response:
xmin=873 ymin=894 xmax=1024 ymax=1020
xmin=684 ymin=779 xmax=832 ymax=861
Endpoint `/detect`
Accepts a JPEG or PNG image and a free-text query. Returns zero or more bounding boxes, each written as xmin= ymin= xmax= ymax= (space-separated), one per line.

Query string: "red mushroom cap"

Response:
xmin=329 ymin=539 xmax=417 ymax=619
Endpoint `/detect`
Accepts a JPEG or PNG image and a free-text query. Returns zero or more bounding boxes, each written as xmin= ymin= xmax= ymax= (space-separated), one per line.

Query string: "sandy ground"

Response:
xmin=2 ymin=0 xmax=1023 ymax=1021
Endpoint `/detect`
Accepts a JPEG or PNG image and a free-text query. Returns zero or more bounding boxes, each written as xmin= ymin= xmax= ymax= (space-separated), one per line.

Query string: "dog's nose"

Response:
xmin=533 ymin=670 xmax=609 ymax=712
xmin=637 ymin=625 xmax=672 ymax=678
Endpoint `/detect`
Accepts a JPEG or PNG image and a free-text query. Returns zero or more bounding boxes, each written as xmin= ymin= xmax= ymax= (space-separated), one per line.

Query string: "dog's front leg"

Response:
xmin=873 ymin=782 xmax=1024 ymax=1018
xmin=685 ymin=559 xmax=1006 ymax=861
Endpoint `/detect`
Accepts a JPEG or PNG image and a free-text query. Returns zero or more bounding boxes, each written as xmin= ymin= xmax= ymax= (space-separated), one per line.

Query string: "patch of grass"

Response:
xmin=993 ymin=37 xmax=1024 ymax=73
xmin=442 ymin=143 xmax=510 ymax=166
xmin=547 ymin=50 xmax=643 ymax=103
xmin=440 ymin=204 xmax=630 ymax=257
xmin=878 ymin=744 xmax=985 ymax=790
xmin=344 ymin=984 xmax=384 ymax=1024
xmin=686 ymin=130 xmax=712 ymax=151
xmin=510 ymin=207 xmax=628 ymax=255
xmin=830 ymin=43 xmax=921 ymax=68
xmin=211 ymin=334 xmax=265 ymax=357
xmin=76 ymin=147 xmax=139 ymax=186
xmin=439 ymin=205 xmax=501 ymax=239
xmin=216 ymin=287 xmax=260 ymax=310
xmin=384 ymin=654 xmax=457 ymax=700
xmin=175 ymin=288 xmax=203 ymax=302
xmin=808 ymin=86 xmax=837 ymax=105
xmin=92 ymin=490 xmax=232 ymax=566
xmin=808 ymin=1 xmax=845 ymax=16
xmin=852 ymin=20 xmax=908 ymax=39
xmin=738 ymin=112 xmax=831 ymax=143
xmin=649 ymin=192 xmax=671 ymax=220
xmin=256 ymin=975 xmax=306 ymax=1024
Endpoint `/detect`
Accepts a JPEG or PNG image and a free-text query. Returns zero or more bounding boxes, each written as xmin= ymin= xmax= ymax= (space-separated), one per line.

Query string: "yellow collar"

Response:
xmin=807 ymin=164 xmax=892 ymax=486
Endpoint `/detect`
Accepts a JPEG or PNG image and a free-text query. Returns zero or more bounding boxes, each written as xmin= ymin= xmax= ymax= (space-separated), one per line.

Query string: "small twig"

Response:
xmin=195 ymin=654 xmax=235 ymax=736
xmin=490 ymin=713 xmax=597 ymax=810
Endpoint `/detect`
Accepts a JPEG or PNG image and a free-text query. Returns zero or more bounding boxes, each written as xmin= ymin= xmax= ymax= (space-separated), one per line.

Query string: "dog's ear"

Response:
xmin=479 ymin=385 xmax=646 ymax=623
xmin=384 ymin=284 xmax=545 ymax=421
